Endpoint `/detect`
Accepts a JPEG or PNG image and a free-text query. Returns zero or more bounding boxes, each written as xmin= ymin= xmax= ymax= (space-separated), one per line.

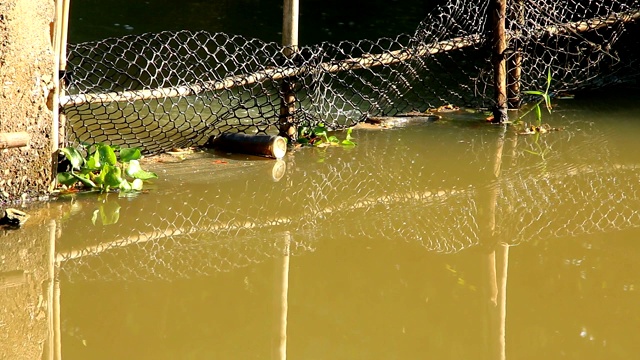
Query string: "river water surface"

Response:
xmin=2 ymin=1 xmax=640 ymax=359
xmin=2 ymin=90 xmax=640 ymax=359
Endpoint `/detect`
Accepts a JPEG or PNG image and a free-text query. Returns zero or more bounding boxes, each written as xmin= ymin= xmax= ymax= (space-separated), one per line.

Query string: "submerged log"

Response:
xmin=0 ymin=132 xmax=30 ymax=149
xmin=206 ymin=133 xmax=287 ymax=159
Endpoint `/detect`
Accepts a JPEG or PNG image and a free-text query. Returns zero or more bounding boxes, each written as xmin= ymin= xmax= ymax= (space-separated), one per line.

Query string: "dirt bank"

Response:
xmin=1 ymin=0 xmax=55 ymax=205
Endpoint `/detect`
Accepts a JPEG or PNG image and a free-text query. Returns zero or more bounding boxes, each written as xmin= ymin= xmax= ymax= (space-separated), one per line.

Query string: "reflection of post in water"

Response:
xmin=482 ymin=125 xmax=513 ymax=360
xmin=46 ymin=220 xmax=62 ymax=360
xmin=273 ymin=231 xmax=291 ymax=360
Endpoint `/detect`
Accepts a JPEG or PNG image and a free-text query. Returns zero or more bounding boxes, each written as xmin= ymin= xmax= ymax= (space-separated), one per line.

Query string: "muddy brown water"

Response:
xmin=2 ymin=92 xmax=640 ymax=359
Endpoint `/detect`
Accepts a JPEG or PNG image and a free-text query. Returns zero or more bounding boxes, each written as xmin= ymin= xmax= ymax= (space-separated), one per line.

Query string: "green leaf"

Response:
xmin=98 ymin=201 xmax=121 ymax=225
xmin=97 ymin=144 xmax=118 ymax=166
xmin=126 ymin=160 xmax=158 ymax=180
xmin=85 ymin=150 xmax=101 ymax=170
xmin=103 ymin=165 xmax=124 ymax=188
xmin=546 ymin=68 xmax=552 ymax=93
xmin=298 ymin=126 xmax=310 ymax=138
xmin=328 ymin=135 xmax=340 ymax=144
xmin=131 ymin=178 xmax=144 ymax=191
xmin=94 ymin=168 xmax=105 ymax=186
xmin=345 ymin=128 xmax=354 ymax=141
xmin=313 ymin=123 xmax=327 ymax=137
xmin=71 ymin=173 xmax=97 ymax=188
xmin=57 ymin=172 xmax=79 ymax=186
xmin=119 ymin=148 xmax=142 ymax=162
xmin=534 ymin=103 xmax=542 ymax=123
xmin=543 ymin=94 xmax=552 ymax=112
xmin=297 ymin=137 xmax=309 ymax=144
xmin=118 ymin=179 xmax=133 ymax=192
xmin=341 ymin=139 xmax=356 ymax=147
xmin=60 ymin=147 xmax=85 ymax=170
xmin=522 ymin=90 xmax=544 ymax=96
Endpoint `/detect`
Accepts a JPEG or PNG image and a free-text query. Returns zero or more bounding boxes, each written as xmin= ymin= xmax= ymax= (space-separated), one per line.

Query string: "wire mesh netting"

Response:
xmin=60 ymin=0 xmax=640 ymax=154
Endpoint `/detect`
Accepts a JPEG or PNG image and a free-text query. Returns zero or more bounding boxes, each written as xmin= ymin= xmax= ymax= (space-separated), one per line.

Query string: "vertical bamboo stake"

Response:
xmin=50 ymin=0 xmax=63 ymax=191
xmin=491 ymin=0 xmax=509 ymax=123
xmin=50 ymin=0 xmax=70 ymax=190
xmin=58 ymin=0 xmax=70 ymax=148
xmin=279 ymin=0 xmax=299 ymax=141
xmin=508 ymin=0 xmax=524 ymax=108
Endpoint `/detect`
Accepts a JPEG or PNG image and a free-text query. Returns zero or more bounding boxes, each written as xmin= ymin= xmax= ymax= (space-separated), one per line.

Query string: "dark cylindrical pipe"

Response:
xmin=207 ymin=133 xmax=287 ymax=159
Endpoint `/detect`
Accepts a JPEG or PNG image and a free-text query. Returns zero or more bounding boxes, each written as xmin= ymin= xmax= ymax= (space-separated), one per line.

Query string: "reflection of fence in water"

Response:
xmin=497 ymin=165 xmax=640 ymax=245
xmin=57 ymin=124 xmax=640 ymax=282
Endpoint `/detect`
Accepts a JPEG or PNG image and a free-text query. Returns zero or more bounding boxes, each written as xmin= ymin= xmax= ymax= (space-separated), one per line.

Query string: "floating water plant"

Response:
xmin=518 ymin=68 xmax=553 ymax=132
xmin=297 ymin=123 xmax=356 ymax=147
xmin=57 ymin=144 xmax=157 ymax=193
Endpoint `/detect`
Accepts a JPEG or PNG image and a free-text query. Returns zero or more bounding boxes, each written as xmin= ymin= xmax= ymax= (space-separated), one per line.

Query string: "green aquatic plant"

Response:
xmin=517 ymin=68 xmax=556 ymax=160
xmin=57 ymin=143 xmax=157 ymax=193
xmin=297 ymin=123 xmax=357 ymax=147
xmin=91 ymin=194 xmax=121 ymax=225
xmin=518 ymin=68 xmax=553 ymax=129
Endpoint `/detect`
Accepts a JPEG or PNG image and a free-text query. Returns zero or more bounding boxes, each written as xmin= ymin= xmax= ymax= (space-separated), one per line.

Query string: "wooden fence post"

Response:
xmin=508 ymin=0 xmax=524 ymax=109
xmin=279 ymin=0 xmax=299 ymax=141
xmin=491 ymin=0 xmax=509 ymax=123
xmin=51 ymin=0 xmax=70 ymax=190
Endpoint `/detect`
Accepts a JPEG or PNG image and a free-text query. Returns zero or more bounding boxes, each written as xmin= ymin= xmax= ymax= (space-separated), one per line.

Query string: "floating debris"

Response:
xmin=430 ymin=104 xmax=460 ymax=113
xmin=0 ymin=208 xmax=29 ymax=228
xmin=518 ymin=123 xmax=564 ymax=135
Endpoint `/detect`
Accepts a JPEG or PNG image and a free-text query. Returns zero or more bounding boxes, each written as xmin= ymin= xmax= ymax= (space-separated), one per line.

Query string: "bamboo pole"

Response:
xmin=58 ymin=0 xmax=70 ymax=150
xmin=508 ymin=0 xmax=524 ymax=108
xmin=0 ymin=132 xmax=30 ymax=149
xmin=50 ymin=0 xmax=70 ymax=190
xmin=282 ymin=0 xmax=299 ymax=53
xmin=279 ymin=0 xmax=300 ymax=140
xmin=51 ymin=0 xmax=63 ymax=185
xmin=58 ymin=9 xmax=640 ymax=108
xmin=490 ymin=0 xmax=508 ymax=123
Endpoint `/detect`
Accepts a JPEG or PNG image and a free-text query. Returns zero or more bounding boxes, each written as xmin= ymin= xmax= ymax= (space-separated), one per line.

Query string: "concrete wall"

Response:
xmin=0 ymin=0 xmax=56 ymax=205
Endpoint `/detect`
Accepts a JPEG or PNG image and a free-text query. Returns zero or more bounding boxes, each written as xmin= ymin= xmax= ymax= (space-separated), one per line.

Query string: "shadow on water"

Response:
xmin=3 ymin=90 xmax=640 ymax=359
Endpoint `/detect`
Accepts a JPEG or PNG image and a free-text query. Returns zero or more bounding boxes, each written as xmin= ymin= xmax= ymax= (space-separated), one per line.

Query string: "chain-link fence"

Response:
xmin=60 ymin=0 xmax=640 ymax=154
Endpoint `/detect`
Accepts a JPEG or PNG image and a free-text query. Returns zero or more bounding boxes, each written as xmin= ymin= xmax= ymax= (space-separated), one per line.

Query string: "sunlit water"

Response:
xmin=2 ymin=90 xmax=640 ymax=359
xmin=2 ymin=1 xmax=639 ymax=358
